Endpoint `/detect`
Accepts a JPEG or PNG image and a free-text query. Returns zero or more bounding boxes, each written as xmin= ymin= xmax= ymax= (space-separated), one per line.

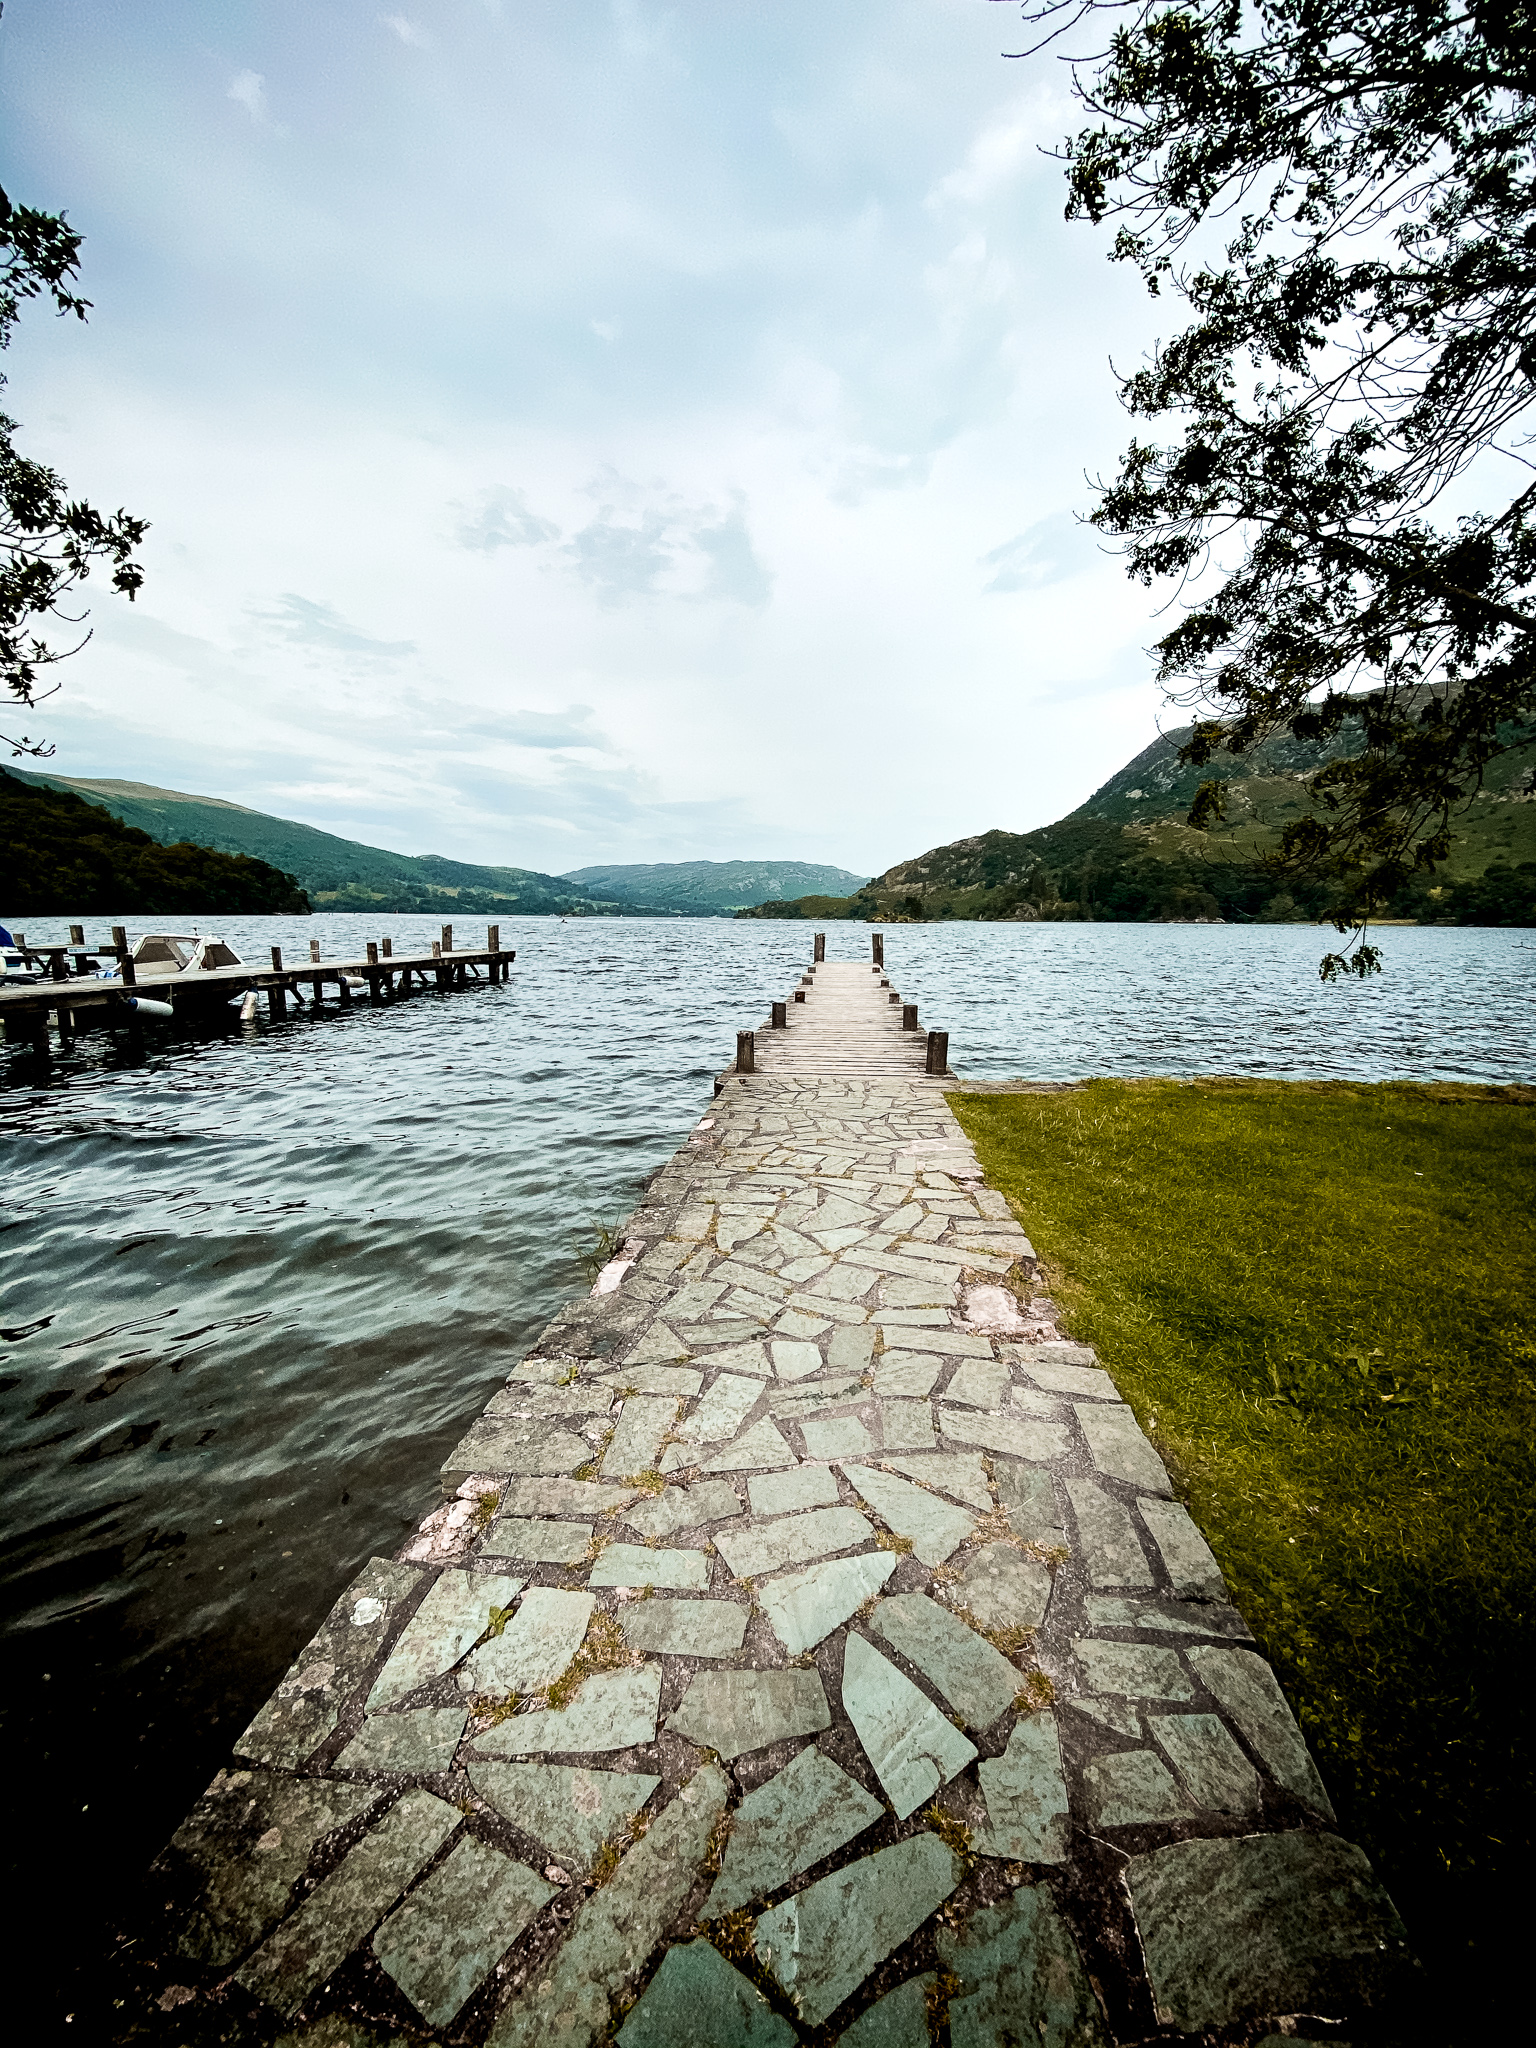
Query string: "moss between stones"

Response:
xmin=950 ymin=1075 xmax=1535 ymax=2026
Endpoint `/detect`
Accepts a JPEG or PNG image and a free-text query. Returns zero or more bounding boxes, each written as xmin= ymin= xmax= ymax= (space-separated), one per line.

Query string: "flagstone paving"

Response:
xmin=136 ymin=951 xmax=1415 ymax=2043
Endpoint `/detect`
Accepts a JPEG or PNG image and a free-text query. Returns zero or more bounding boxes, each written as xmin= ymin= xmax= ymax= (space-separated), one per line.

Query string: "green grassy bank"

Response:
xmin=950 ymin=1079 xmax=1534 ymax=2025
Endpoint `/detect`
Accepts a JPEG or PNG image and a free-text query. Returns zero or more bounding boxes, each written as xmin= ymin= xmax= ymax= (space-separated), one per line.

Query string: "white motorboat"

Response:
xmin=97 ymin=933 xmax=246 ymax=981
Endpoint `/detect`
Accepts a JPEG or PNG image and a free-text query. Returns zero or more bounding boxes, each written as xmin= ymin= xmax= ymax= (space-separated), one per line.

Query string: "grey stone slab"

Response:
xmin=706 ymin=1742 xmax=883 ymax=1915
xmin=1152 ymin=1713 xmax=1262 ymax=1815
xmin=589 ymin=1544 xmax=710 ymax=1589
xmin=886 ymin=1451 xmax=993 ymax=1512
xmin=877 ymin=1400 xmax=938 ymax=1451
xmin=679 ymin=1374 xmax=765 ymax=1446
xmin=842 ymin=1631 xmax=978 ymax=1820
xmin=1065 ymin=1479 xmax=1154 ymax=1590
xmin=1074 ymin=1640 xmax=1193 ymax=1701
xmin=846 ymin=1465 xmax=975 ymax=1566
xmin=508 ymin=1356 xmax=578 ymax=1384
xmin=368 ymin=1570 xmax=526 ymax=1709
xmin=802 ymin=1413 xmax=877 ymax=1459
xmin=237 ymin=1788 xmax=460 ymax=2018
xmin=617 ymin=1938 xmax=796 ymax=2048
xmin=828 ymin=1325 xmax=877 ymax=1371
xmin=1066 ymin=1696 xmax=1143 ymax=1739
xmin=667 ymin=1667 xmax=831 ymax=1759
xmin=881 ymin=1273 xmax=959 ymax=1308
xmin=953 ymin=1543 xmax=1052 ymax=1634
xmin=442 ymin=1420 xmax=593 ymax=1486
xmin=749 ymin=1464 xmax=839 ymax=1515
xmin=624 ymin=1478 xmax=741 ymax=1540
xmin=622 ymin=1322 xmax=689 ymax=1368
xmin=702 ymin=1418 xmax=797 ymax=1470
xmin=486 ymin=1384 xmax=616 ymax=1421
xmin=938 ymin=1888 xmax=1107 ymax=2048
xmin=799 ymin=1262 xmax=876 ymax=1303
xmin=471 ymin=1665 xmax=662 ymax=1757
xmin=488 ymin=1764 xmax=731 ymax=2048
xmin=373 ymin=1835 xmax=555 ymax=2027
xmin=1082 ymin=1592 xmax=1251 ymax=1638
xmin=1126 ymin=1831 xmax=1414 ymax=2031
xmin=1023 ymin=1341 xmax=1097 ymax=1365
xmin=468 ymin=1760 xmax=661 ymax=1875
xmin=1016 ymin=1359 xmax=1120 ymax=1400
xmin=944 ymin=1359 xmax=1011 ymax=1409
xmin=1138 ymin=1499 xmax=1227 ymax=1599
xmin=758 ymin=1549 xmax=897 ymax=1654
xmin=754 ymin=1833 xmax=961 ymax=2027
xmin=838 ymin=1974 xmax=934 ymax=2048
xmin=881 ymin=1326 xmax=995 ymax=1358
xmin=460 ymin=1589 xmax=596 ymax=1698
xmin=499 ymin=1477 xmax=640 ymax=1519
xmin=769 ymin=1373 xmax=866 ymax=1416
xmin=1083 ymin=1750 xmax=1191 ymax=1828
xmin=620 ymin=1597 xmax=748 ymax=1658
xmin=238 ymin=1559 xmax=424 ymax=1768
xmin=717 ymin=1504 xmax=873 ymax=1579
xmin=1075 ymin=1404 xmax=1171 ymax=1495
xmin=685 ymin=1338 xmax=773 ymax=1377
xmin=872 ymin=1593 xmax=1018 ymax=1726
xmin=598 ymin=1364 xmax=704 ymax=1398
xmin=994 ymin=1464 xmax=1064 ymax=1547
xmin=603 ymin=1397 xmax=679 ymax=1478
xmin=1187 ymin=1646 xmax=1335 ymax=1815
xmin=776 ymin=1307 xmax=835 ymax=1339
xmin=338 ymin=1706 xmax=467 ymax=1774
xmin=483 ymin=1519 xmax=591 ymax=1565
xmin=940 ymin=1410 xmax=1069 ymax=1462
xmin=665 ymin=1280 xmax=730 ymax=1321
xmin=172 ymin=1770 xmax=379 ymax=1969
xmin=872 ymin=1353 xmax=940 ymax=1397
xmin=972 ymin=1713 xmax=1070 ymax=1863
xmin=770 ymin=1338 xmax=825 ymax=1379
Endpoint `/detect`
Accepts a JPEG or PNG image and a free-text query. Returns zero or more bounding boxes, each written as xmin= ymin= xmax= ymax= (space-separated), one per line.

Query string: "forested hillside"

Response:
xmin=1 ymin=771 xmax=311 ymax=915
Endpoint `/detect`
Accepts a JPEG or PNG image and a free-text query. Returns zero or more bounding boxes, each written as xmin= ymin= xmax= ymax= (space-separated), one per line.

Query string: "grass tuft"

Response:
xmin=925 ymin=1803 xmax=973 ymax=1859
xmin=545 ymin=1611 xmax=632 ymax=1712
xmin=951 ymin=1075 xmax=1535 ymax=2010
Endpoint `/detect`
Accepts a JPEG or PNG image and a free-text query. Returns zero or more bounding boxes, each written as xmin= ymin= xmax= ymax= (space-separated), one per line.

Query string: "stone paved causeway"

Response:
xmin=140 ymin=955 xmax=1417 ymax=2043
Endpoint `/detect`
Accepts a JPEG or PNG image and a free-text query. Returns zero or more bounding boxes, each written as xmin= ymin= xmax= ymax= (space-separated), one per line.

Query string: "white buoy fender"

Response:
xmin=238 ymin=991 xmax=259 ymax=1022
xmin=124 ymin=995 xmax=175 ymax=1019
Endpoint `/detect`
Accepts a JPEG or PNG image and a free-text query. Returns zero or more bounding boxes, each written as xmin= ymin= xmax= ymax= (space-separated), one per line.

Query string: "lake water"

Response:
xmin=2 ymin=913 xmax=1529 ymax=2015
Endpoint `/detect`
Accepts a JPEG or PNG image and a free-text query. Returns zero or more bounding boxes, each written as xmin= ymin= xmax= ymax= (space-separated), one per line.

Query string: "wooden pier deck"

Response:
xmin=0 ymin=924 xmax=514 ymax=1037
xmin=121 ymin=936 xmax=1413 ymax=2045
xmin=738 ymin=955 xmax=941 ymax=1078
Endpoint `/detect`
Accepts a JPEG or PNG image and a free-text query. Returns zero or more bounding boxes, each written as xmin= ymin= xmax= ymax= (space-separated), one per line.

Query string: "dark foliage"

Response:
xmin=1 ymin=187 xmax=148 ymax=752
xmin=1013 ymin=0 xmax=1536 ymax=971
xmin=0 ymin=770 xmax=310 ymax=914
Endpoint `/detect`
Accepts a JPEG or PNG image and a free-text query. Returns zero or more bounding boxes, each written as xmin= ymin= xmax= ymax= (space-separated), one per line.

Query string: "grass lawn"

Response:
xmin=950 ymin=1078 xmax=1533 ymax=2033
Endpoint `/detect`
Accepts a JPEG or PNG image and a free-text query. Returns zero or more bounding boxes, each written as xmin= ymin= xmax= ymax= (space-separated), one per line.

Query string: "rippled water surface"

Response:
xmin=1 ymin=912 xmax=1529 ymax=2006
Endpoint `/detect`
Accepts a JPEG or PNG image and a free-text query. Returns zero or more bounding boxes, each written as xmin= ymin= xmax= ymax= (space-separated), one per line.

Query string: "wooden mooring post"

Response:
xmin=872 ymin=932 xmax=884 ymax=969
xmin=736 ymin=1029 xmax=756 ymax=1073
xmin=925 ymin=1029 xmax=949 ymax=1075
xmin=813 ymin=931 xmax=826 ymax=963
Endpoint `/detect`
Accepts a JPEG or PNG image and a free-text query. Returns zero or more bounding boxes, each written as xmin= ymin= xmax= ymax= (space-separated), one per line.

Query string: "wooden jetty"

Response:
xmin=0 ymin=922 xmax=514 ymax=1041
xmin=725 ymin=936 xmax=949 ymax=1083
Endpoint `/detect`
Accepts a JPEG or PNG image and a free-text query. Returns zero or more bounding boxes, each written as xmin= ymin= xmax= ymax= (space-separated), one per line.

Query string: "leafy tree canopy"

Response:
xmin=1 ymin=184 xmax=147 ymax=754
xmin=1009 ymin=0 xmax=1536 ymax=972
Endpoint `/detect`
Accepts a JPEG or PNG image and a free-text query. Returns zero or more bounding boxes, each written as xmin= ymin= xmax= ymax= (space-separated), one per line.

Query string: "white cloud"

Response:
xmin=380 ymin=14 xmax=432 ymax=50
xmin=226 ymin=71 xmax=266 ymax=122
xmin=925 ymin=86 xmax=1071 ymax=211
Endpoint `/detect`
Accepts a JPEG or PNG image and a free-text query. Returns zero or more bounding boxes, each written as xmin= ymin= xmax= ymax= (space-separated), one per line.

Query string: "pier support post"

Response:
xmin=794 ymin=989 xmax=805 ymax=1003
xmin=925 ymin=1029 xmax=949 ymax=1075
xmin=309 ymin=940 xmax=321 ymax=964
xmin=771 ymin=1001 xmax=787 ymax=1028
xmin=381 ymin=937 xmax=393 ymax=957
xmin=736 ymin=1030 xmax=756 ymax=1073
xmin=872 ymin=933 xmax=883 ymax=969
xmin=441 ymin=924 xmax=453 ymax=954
xmin=813 ymin=932 xmax=825 ymax=962
xmin=902 ymin=1004 xmax=918 ymax=1031
xmin=367 ymin=943 xmax=379 ymax=965
xmin=889 ymin=991 xmax=901 ymax=1005
xmin=268 ymin=981 xmax=287 ymax=1020
xmin=112 ymin=927 xmax=137 ymax=987
xmin=487 ymin=926 xmax=500 ymax=979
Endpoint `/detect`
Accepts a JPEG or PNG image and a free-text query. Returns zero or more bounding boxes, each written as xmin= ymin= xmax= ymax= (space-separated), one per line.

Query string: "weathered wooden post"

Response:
xmin=270 ymin=946 xmax=283 ymax=971
xmin=794 ymin=989 xmax=806 ymax=1002
xmin=771 ymin=1001 xmax=787 ymax=1028
xmin=69 ymin=925 xmax=84 ymax=946
xmin=902 ymin=1003 xmax=918 ymax=1031
xmin=309 ymin=939 xmax=321 ymax=963
xmin=888 ymin=991 xmax=901 ymax=1005
xmin=925 ymin=1029 xmax=949 ymax=1075
xmin=737 ymin=1029 xmax=756 ymax=1073
xmin=381 ymin=937 xmax=393 ymax=957
xmin=441 ymin=924 xmax=453 ymax=953
xmin=872 ymin=932 xmax=883 ymax=968
xmin=487 ymin=925 xmax=500 ymax=979
xmin=367 ymin=942 xmax=379 ymax=965
xmin=813 ymin=932 xmax=825 ymax=962
xmin=112 ymin=926 xmax=137 ymax=987
xmin=432 ymin=940 xmax=442 ymax=959
xmin=268 ymin=949 xmax=287 ymax=1019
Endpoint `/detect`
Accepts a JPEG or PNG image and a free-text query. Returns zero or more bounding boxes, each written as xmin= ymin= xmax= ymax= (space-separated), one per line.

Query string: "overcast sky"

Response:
xmin=4 ymin=0 xmax=1173 ymax=878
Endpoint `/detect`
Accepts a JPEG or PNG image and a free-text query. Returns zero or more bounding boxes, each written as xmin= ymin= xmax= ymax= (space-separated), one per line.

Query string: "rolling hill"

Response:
xmin=559 ymin=859 xmax=870 ymax=914
xmin=8 ymin=773 xmax=659 ymax=917
xmin=738 ymin=716 xmax=1536 ymax=925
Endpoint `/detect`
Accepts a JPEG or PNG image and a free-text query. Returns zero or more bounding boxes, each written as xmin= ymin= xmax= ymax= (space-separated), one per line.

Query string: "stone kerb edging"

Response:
xmin=136 ymin=1038 xmax=1417 ymax=2044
